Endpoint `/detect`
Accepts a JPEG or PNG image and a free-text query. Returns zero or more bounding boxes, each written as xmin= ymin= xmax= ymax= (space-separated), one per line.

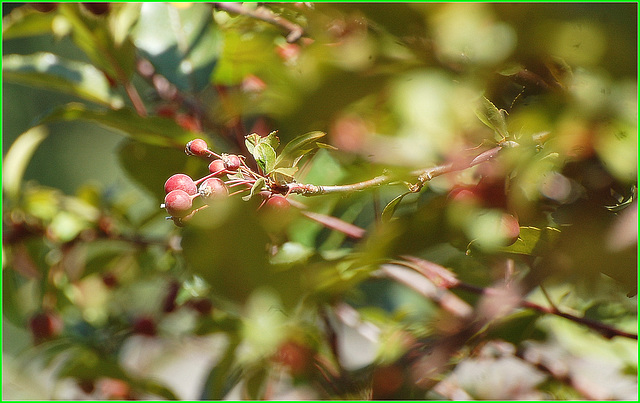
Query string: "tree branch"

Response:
xmin=213 ymin=3 xmax=305 ymax=43
xmin=285 ymin=145 xmax=503 ymax=196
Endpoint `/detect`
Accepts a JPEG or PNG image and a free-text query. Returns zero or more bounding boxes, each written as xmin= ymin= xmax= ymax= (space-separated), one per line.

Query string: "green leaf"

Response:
xmin=2 ymin=125 xmax=49 ymax=200
xmin=2 ymin=53 xmax=124 ymax=108
xmin=200 ymin=340 xmax=241 ymax=400
xmin=497 ymin=226 xmax=561 ymax=256
xmin=2 ymin=5 xmax=56 ymax=39
xmin=118 ymin=139 xmax=197 ymax=200
xmin=132 ymin=3 xmax=219 ymax=91
xmin=242 ymin=177 xmax=266 ymax=201
xmin=262 ymin=131 xmax=280 ymax=150
xmin=244 ymin=133 xmax=262 ymax=155
xmin=57 ymin=3 xmax=136 ymax=80
xmin=40 ymin=103 xmax=194 ymax=147
xmin=381 ymin=191 xmax=412 ymax=222
xmin=275 ymin=131 xmax=326 ymax=167
xmin=212 ymin=28 xmax=276 ymax=86
xmin=271 ymin=166 xmax=298 ymax=178
xmin=270 ymin=242 xmax=314 ymax=265
xmin=252 ymin=143 xmax=276 ymax=174
xmin=476 ymin=96 xmax=508 ymax=139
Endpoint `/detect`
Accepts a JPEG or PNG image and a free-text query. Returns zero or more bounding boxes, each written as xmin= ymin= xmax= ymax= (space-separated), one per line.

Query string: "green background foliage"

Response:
xmin=2 ymin=2 xmax=637 ymax=400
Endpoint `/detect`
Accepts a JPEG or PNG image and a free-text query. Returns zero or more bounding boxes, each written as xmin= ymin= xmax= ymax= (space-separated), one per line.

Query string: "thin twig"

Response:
xmin=213 ymin=3 xmax=305 ymax=43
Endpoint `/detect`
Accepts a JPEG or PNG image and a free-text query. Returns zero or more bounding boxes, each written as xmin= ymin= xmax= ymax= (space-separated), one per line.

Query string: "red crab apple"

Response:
xmin=164 ymin=190 xmax=193 ymax=217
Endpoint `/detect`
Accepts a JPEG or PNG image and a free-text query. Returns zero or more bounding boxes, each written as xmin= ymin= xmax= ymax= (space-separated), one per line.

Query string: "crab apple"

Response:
xmin=372 ymin=364 xmax=405 ymax=398
xmin=199 ymin=178 xmax=228 ymax=202
xmin=208 ymin=159 xmax=227 ymax=175
xmin=222 ymin=154 xmax=241 ymax=171
xmin=132 ymin=316 xmax=156 ymax=336
xmin=186 ymin=298 xmax=213 ymax=315
xmin=185 ymin=138 xmax=209 ymax=157
xmin=164 ymin=173 xmax=197 ymax=195
xmin=500 ymin=213 xmax=520 ymax=246
xmin=260 ymin=195 xmax=292 ymax=232
xmin=164 ymin=190 xmax=193 ymax=217
xmin=274 ymin=340 xmax=314 ymax=377
xmin=29 ymin=311 xmax=63 ymax=342
xmin=265 ymin=195 xmax=290 ymax=211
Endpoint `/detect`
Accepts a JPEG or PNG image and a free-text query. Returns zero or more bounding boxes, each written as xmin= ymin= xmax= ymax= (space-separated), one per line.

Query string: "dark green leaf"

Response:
xmin=40 ymin=103 xmax=194 ymax=147
xmin=200 ymin=340 xmax=241 ymax=400
xmin=2 ymin=53 xmax=124 ymax=108
xmin=381 ymin=191 xmax=412 ymax=222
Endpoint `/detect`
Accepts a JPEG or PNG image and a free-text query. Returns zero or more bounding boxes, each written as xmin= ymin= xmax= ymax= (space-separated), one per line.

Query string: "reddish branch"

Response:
xmin=391 ymin=257 xmax=638 ymax=341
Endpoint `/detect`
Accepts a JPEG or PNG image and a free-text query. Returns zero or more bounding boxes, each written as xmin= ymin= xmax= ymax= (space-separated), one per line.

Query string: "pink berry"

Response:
xmin=164 ymin=173 xmax=197 ymax=195
xmin=222 ymin=154 xmax=241 ymax=171
xmin=199 ymin=178 xmax=228 ymax=202
xmin=185 ymin=139 xmax=209 ymax=157
xmin=208 ymin=159 xmax=227 ymax=175
xmin=164 ymin=190 xmax=193 ymax=217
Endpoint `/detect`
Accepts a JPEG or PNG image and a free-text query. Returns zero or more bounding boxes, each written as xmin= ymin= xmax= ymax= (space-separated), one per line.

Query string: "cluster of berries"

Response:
xmin=161 ymin=139 xmax=289 ymax=226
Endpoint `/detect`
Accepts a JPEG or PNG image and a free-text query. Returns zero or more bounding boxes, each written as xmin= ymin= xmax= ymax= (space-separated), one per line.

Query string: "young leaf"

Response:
xmin=262 ymin=131 xmax=280 ymax=150
xmin=381 ymin=191 xmax=412 ymax=222
xmin=271 ymin=166 xmax=298 ymax=178
xmin=242 ymin=177 xmax=266 ymax=201
xmin=252 ymin=143 xmax=276 ymax=174
xmin=275 ymin=131 xmax=326 ymax=167
xmin=476 ymin=96 xmax=508 ymax=139
xmin=2 ymin=5 xmax=57 ymax=40
xmin=245 ymin=133 xmax=262 ymax=155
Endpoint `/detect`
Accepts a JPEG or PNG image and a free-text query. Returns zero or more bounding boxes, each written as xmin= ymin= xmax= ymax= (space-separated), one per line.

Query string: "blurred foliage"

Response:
xmin=2 ymin=2 xmax=637 ymax=400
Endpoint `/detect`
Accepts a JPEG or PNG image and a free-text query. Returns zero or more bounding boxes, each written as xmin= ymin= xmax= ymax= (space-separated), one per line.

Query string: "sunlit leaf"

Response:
xmin=2 ymin=5 xmax=56 ymax=39
xmin=2 ymin=125 xmax=48 ymax=200
xmin=132 ymin=3 xmax=219 ymax=91
xmin=57 ymin=3 xmax=136 ymax=80
xmin=497 ymin=226 xmax=561 ymax=256
xmin=242 ymin=177 xmax=266 ymax=201
xmin=275 ymin=131 xmax=325 ymax=167
xmin=2 ymin=53 xmax=124 ymax=108
xmin=252 ymin=142 xmax=276 ymax=174
xmin=476 ymin=96 xmax=508 ymax=139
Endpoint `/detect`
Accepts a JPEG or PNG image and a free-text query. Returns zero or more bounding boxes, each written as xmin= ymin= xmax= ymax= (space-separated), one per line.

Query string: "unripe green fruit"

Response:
xmin=185 ymin=138 xmax=209 ymax=157
xmin=199 ymin=178 xmax=228 ymax=202
xmin=164 ymin=190 xmax=193 ymax=217
xmin=164 ymin=173 xmax=197 ymax=195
